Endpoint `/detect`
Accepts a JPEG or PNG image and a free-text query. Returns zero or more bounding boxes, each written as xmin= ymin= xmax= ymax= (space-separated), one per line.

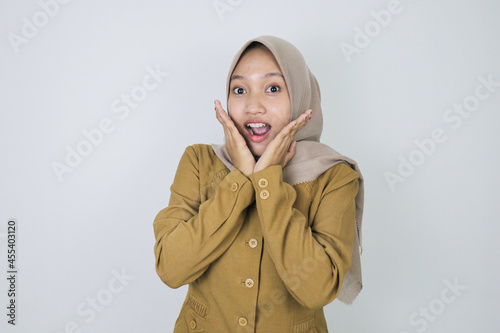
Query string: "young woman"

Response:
xmin=153 ymin=36 xmax=364 ymax=332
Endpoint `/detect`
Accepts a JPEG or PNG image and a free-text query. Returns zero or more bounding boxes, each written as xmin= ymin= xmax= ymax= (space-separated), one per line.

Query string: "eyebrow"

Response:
xmin=231 ymin=72 xmax=284 ymax=81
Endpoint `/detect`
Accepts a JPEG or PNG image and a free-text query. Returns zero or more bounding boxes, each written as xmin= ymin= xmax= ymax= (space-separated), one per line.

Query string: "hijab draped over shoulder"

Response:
xmin=212 ymin=35 xmax=364 ymax=304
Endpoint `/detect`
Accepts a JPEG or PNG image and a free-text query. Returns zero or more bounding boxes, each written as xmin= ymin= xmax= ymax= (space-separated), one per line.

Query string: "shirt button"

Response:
xmin=238 ymin=317 xmax=248 ymax=327
xmin=231 ymin=182 xmax=239 ymax=192
xmin=260 ymin=189 xmax=269 ymax=200
xmin=189 ymin=319 xmax=197 ymax=329
xmin=258 ymin=178 xmax=269 ymax=188
xmin=248 ymin=238 xmax=258 ymax=248
xmin=245 ymin=278 xmax=254 ymax=288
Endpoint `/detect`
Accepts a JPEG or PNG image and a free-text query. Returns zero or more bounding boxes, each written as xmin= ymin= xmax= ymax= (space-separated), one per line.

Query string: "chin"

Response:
xmin=249 ymin=144 xmax=266 ymax=158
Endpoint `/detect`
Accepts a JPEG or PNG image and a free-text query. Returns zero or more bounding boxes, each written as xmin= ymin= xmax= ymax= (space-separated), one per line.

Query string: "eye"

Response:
xmin=233 ymin=87 xmax=245 ymax=94
xmin=266 ymin=85 xmax=280 ymax=93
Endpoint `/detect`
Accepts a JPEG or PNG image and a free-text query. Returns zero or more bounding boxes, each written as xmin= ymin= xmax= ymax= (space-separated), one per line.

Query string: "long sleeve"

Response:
xmin=153 ymin=145 xmax=255 ymax=288
xmin=249 ymin=163 xmax=359 ymax=309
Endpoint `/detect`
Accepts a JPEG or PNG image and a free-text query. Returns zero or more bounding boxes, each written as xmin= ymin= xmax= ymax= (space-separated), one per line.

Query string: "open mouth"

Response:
xmin=245 ymin=122 xmax=271 ymax=142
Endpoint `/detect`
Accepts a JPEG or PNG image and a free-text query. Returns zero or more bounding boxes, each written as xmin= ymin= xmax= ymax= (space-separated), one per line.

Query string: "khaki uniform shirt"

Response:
xmin=153 ymin=144 xmax=359 ymax=332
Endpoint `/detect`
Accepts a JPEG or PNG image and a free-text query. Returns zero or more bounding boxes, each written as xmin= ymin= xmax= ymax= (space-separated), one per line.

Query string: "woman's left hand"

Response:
xmin=254 ymin=109 xmax=312 ymax=173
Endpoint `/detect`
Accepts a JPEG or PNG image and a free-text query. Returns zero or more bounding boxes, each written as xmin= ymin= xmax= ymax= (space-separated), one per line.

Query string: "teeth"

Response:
xmin=247 ymin=123 xmax=268 ymax=128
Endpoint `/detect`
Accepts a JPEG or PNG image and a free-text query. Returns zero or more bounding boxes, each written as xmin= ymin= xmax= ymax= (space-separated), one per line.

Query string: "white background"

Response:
xmin=1 ymin=0 xmax=499 ymax=332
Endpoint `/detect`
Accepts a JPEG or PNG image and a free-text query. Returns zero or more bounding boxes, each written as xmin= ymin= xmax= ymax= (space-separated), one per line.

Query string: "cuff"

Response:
xmin=249 ymin=165 xmax=285 ymax=201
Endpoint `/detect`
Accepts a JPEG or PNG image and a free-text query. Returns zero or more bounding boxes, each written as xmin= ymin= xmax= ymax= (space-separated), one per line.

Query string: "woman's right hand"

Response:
xmin=215 ymin=100 xmax=255 ymax=177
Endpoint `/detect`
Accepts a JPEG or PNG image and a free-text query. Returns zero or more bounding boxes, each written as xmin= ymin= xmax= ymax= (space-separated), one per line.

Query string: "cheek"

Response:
xmin=229 ymin=115 xmax=247 ymax=137
xmin=227 ymin=100 xmax=242 ymax=124
xmin=278 ymin=104 xmax=292 ymax=128
xmin=227 ymin=96 xmax=238 ymax=115
xmin=279 ymin=96 xmax=291 ymax=121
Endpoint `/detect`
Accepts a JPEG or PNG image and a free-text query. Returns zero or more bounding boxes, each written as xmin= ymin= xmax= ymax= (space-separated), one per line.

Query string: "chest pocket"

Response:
xmin=293 ymin=317 xmax=317 ymax=333
xmin=175 ymin=295 xmax=208 ymax=332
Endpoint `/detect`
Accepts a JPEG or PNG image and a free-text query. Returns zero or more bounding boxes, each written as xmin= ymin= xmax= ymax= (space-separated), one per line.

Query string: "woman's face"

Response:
xmin=228 ymin=46 xmax=291 ymax=157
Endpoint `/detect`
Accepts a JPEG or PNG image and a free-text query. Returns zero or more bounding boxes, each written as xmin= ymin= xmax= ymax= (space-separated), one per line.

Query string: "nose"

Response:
xmin=245 ymin=94 xmax=266 ymax=115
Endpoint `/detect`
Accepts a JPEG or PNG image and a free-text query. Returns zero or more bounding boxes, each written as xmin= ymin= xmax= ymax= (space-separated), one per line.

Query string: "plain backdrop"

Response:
xmin=1 ymin=0 xmax=499 ymax=332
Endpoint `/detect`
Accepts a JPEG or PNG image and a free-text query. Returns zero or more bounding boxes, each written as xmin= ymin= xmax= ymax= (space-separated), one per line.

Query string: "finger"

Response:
xmin=290 ymin=109 xmax=313 ymax=136
xmin=275 ymin=109 xmax=313 ymax=140
xmin=284 ymin=141 xmax=297 ymax=165
xmin=215 ymin=100 xmax=233 ymax=125
xmin=215 ymin=102 xmax=225 ymax=126
xmin=274 ymin=122 xmax=300 ymax=150
xmin=216 ymin=111 xmax=225 ymax=127
xmin=283 ymin=120 xmax=299 ymax=136
xmin=296 ymin=110 xmax=312 ymax=126
xmin=214 ymin=100 xmax=228 ymax=124
xmin=215 ymin=100 xmax=238 ymax=133
xmin=289 ymin=110 xmax=311 ymax=131
xmin=270 ymin=110 xmax=312 ymax=152
xmin=282 ymin=120 xmax=303 ymax=140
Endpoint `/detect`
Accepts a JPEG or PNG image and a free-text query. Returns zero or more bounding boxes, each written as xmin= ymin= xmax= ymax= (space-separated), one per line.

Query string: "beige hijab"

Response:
xmin=212 ymin=36 xmax=364 ymax=305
